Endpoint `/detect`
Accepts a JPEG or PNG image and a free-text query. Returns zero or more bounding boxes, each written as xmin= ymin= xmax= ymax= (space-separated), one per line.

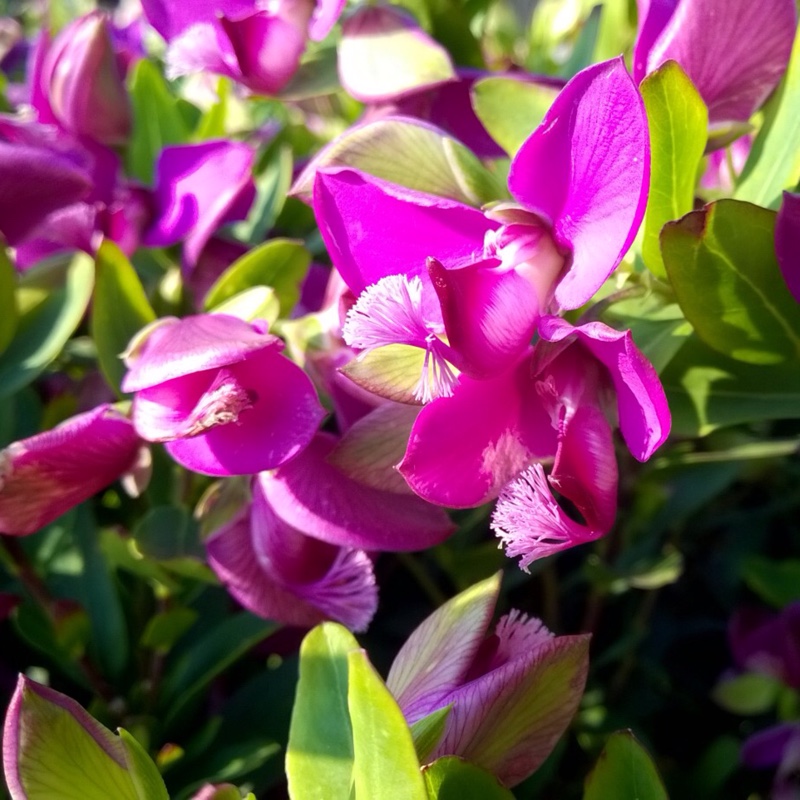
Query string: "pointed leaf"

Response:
xmin=471 ymin=77 xmax=558 ymax=157
xmin=0 ymin=247 xmax=18 ymax=355
xmin=640 ymin=61 xmax=708 ymax=279
xmin=423 ymin=757 xmax=514 ymax=799
xmin=118 ymin=729 xmax=169 ymax=800
xmin=340 ymin=344 xmax=428 ymax=405
xmin=583 ymin=730 xmax=668 ymax=800
xmin=662 ymin=200 xmax=800 ymax=364
xmin=91 ymin=240 xmax=156 ymax=395
xmin=286 ymin=623 xmax=358 ymax=800
xmin=0 ymin=253 xmax=94 ymax=399
xmin=347 ymin=649 xmax=427 ymax=800
xmin=209 ymin=286 xmax=280 ymax=326
xmin=204 ymin=238 xmax=310 ymax=319
xmin=292 ymin=117 xmax=504 ymax=207
xmin=411 ymin=706 xmax=451 ymax=763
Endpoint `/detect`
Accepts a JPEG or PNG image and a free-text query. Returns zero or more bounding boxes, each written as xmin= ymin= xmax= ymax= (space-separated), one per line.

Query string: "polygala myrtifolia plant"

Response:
xmin=0 ymin=0 xmax=799 ymax=797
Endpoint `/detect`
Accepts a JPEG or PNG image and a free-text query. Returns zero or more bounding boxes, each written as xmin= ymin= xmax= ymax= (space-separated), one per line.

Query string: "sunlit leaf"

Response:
xmin=118 ymin=729 xmax=169 ymax=800
xmin=339 ymin=345 xmax=428 ymax=405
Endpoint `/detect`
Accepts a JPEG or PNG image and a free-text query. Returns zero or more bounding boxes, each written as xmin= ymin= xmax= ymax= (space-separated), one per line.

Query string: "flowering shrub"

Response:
xmin=0 ymin=0 xmax=799 ymax=797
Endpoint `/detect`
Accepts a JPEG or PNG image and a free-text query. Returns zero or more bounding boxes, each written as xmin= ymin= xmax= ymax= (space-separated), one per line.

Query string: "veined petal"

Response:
xmin=259 ymin=433 xmax=454 ymax=551
xmin=637 ymin=0 xmax=797 ymax=123
xmin=398 ymin=354 xmax=558 ymax=508
xmin=777 ymin=191 xmax=800 ymax=304
xmin=538 ymin=316 xmax=671 ymax=461
xmin=313 ymin=167 xmax=491 ymax=294
xmin=491 ymin=464 xmax=605 ymax=569
xmin=508 ymin=58 xmax=649 ymax=311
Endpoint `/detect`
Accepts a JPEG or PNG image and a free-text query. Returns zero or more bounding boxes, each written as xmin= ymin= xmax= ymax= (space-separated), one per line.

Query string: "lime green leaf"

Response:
xmin=423 ymin=756 xmax=514 ymax=799
xmin=410 ymin=706 xmax=451 ymax=763
xmin=742 ymin=557 xmax=800 ymax=608
xmin=662 ymin=200 xmax=800 ymax=364
xmin=347 ymin=649 xmax=427 ymax=800
xmin=91 ymin=240 xmax=156 ymax=395
xmin=194 ymin=77 xmax=231 ymax=140
xmin=640 ymin=61 xmax=708 ymax=279
xmin=712 ymin=672 xmax=782 ymax=715
xmin=0 ymin=246 xmax=18 ymax=354
xmin=0 ymin=253 xmax=94 ymax=399
xmin=291 ymin=118 xmax=504 ymax=207
xmin=204 ymin=238 xmax=310 ymax=319
xmin=339 ymin=344 xmax=429 ymax=405
xmin=118 ymin=729 xmax=169 ymax=800
xmin=583 ymin=730 xmax=668 ymax=800
xmin=208 ymin=286 xmax=280 ymax=326
xmin=8 ymin=678 xmax=141 ymax=800
xmin=662 ymin=334 xmax=800 ymax=436
xmin=287 ymin=623 xmax=359 ymax=800
xmin=736 ymin=28 xmax=800 ymax=208
xmin=126 ymin=58 xmax=191 ymax=183
xmin=471 ymin=77 xmax=558 ymax=157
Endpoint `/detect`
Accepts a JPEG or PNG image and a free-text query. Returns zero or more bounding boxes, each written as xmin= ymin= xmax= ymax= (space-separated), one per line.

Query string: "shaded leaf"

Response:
xmin=411 ymin=706 xmax=451 ymax=764
xmin=712 ymin=672 xmax=782 ymax=715
xmin=0 ymin=246 xmax=18 ymax=354
xmin=423 ymin=756 xmax=514 ymax=799
xmin=743 ymin=557 xmax=800 ymax=608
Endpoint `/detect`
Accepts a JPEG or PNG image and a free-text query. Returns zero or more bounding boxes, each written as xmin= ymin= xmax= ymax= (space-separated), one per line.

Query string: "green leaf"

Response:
xmin=141 ymin=607 xmax=199 ymax=653
xmin=9 ymin=678 xmax=141 ymax=800
xmin=423 ymin=757 xmax=514 ymax=799
xmin=339 ymin=344 xmax=428 ymax=405
xmin=347 ymin=649 xmax=427 ymax=800
xmin=194 ymin=77 xmax=231 ymax=140
xmin=210 ymin=285 xmax=280 ymax=326
xmin=118 ymin=729 xmax=170 ymax=800
xmin=291 ymin=118 xmax=504 ymax=207
xmin=204 ymin=238 xmax=310 ymax=319
xmin=91 ymin=240 xmax=156 ymax=395
xmin=280 ymin=45 xmax=341 ymax=100
xmin=559 ymin=4 xmax=602 ymax=79
xmin=640 ymin=61 xmax=708 ymax=279
xmin=0 ymin=246 xmax=18 ymax=354
xmin=410 ymin=706 xmax=451 ymax=763
xmin=0 ymin=253 xmax=94 ymax=399
xmin=712 ymin=672 xmax=782 ymax=715
xmin=662 ymin=200 xmax=800 ymax=364
xmin=133 ymin=505 xmax=204 ymax=561
xmin=583 ymin=730 xmax=668 ymax=800
xmin=742 ymin=557 xmax=800 ymax=608
xmin=287 ymin=623 xmax=359 ymax=800
xmin=126 ymin=58 xmax=191 ymax=183
xmin=471 ymin=76 xmax=557 ymax=157
xmin=736 ymin=28 xmax=800 ymax=208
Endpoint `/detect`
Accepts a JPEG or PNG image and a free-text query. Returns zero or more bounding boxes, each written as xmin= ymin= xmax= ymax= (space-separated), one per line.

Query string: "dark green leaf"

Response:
xmin=133 ymin=506 xmax=204 ymax=562
xmin=423 ymin=756 xmax=514 ymax=799
xmin=141 ymin=608 xmax=199 ymax=653
xmin=0 ymin=246 xmax=18 ymax=354
xmin=742 ymin=556 xmax=800 ymax=608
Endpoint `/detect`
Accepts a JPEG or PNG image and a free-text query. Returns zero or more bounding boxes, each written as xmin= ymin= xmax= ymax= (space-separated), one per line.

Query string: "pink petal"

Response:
xmin=398 ymin=354 xmax=558 ymax=508
xmin=259 ymin=432 xmax=454 ymax=551
xmin=140 ymin=0 xmax=251 ymax=41
xmin=309 ymin=0 xmax=346 ymax=41
xmin=776 ymin=191 xmax=800 ymax=304
xmin=313 ymin=167 xmax=491 ymax=294
xmin=0 ymin=405 xmax=142 ymax=536
xmin=538 ymin=316 xmax=671 ymax=462
xmin=508 ymin=57 xmax=649 ymax=311
xmin=632 ymin=0 xmax=678 ymax=82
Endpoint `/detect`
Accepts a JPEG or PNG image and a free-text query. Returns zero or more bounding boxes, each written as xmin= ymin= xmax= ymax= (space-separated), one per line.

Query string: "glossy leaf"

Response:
xmin=736 ymin=28 xmax=800 ymax=209
xmin=423 ymin=757 xmax=514 ymax=799
xmin=583 ymin=730 xmax=668 ymax=800
xmin=204 ymin=238 xmax=310 ymax=319
xmin=0 ymin=254 xmax=94 ymax=399
xmin=118 ymin=729 xmax=169 ymax=800
xmin=291 ymin=117 xmax=504 ymax=207
xmin=640 ymin=61 xmax=708 ymax=279
xmin=347 ymin=649 xmax=427 ymax=800
xmin=471 ymin=77 xmax=558 ymax=157
xmin=91 ymin=240 xmax=156 ymax=395
xmin=662 ymin=200 xmax=800 ymax=364
xmin=0 ymin=246 xmax=18 ymax=355
xmin=286 ymin=623 xmax=358 ymax=800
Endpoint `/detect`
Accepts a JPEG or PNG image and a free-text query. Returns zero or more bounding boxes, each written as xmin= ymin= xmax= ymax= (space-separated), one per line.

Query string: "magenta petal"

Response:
xmin=144 ymin=140 xmax=256 ymax=267
xmin=508 ymin=58 xmax=649 ymax=311
xmin=776 ymin=192 xmax=800 ymax=304
xmin=313 ymin=167 xmax=491 ymax=294
xmin=428 ymin=256 xmax=539 ymax=378
xmin=398 ymin=355 xmax=558 ymax=508
xmin=140 ymin=0 xmax=251 ymax=41
xmin=259 ymin=433 xmax=454 ymax=551
xmin=0 ymin=405 xmax=142 ymax=536
xmin=637 ymin=0 xmax=797 ymax=123
xmin=309 ymin=0 xmax=346 ymax=40
xmin=538 ymin=316 xmax=671 ymax=462
xmin=632 ymin=0 xmax=678 ymax=82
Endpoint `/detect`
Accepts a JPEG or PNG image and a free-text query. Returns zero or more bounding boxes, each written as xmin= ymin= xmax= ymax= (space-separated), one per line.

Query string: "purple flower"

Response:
xmin=0 ymin=405 xmax=143 ymax=536
xmin=397 ymin=317 xmax=670 ymax=564
xmin=142 ymin=0 xmax=345 ymax=95
xmin=144 ymin=140 xmax=256 ymax=269
xmin=121 ymin=313 xmax=325 ymax=476
xmin=633 ymin=0 xmax=797 ymax=125
xmin=314 ymin=57 xmax=649 ymax=384
xmin=741 ymin=723 xmax=800 ymax=800
xmin=206 ymin=467 xmax=377 ymax=632
xmin=385 ymin=573 xmax=590 ymax=786
xmin=776 ymin=191 xmax=800 ymax=304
